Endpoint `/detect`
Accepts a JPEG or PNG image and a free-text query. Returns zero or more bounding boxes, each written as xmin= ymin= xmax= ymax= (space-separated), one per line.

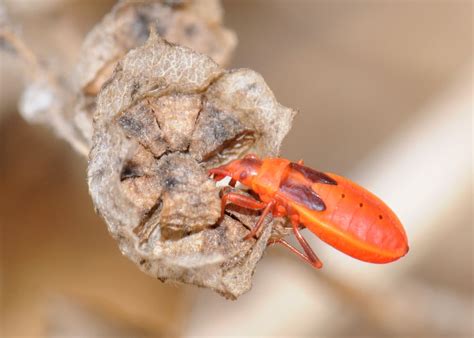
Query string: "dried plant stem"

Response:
xmin=0 ymin=29 xmax=39 ymax=75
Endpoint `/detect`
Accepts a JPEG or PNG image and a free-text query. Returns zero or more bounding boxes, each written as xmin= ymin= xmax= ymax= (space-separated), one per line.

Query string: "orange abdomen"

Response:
xmin=298 ymin=173 xmax=409 ymax=263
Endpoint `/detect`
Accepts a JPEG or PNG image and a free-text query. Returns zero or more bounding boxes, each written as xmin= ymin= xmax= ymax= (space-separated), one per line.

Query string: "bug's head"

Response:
xmin=208 ymin=154 xmax=262 ymax=187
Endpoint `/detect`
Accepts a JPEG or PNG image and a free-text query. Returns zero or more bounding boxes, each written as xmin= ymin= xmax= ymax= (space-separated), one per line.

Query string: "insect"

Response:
xmin=209 ymin=154 xmax=409 ymax=268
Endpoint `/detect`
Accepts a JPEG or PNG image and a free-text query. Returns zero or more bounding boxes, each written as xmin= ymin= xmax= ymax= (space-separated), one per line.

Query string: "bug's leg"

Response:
xmin=267 ymin=238 xmax=322 ymax=269
xmin=220 ymin=191 xmax=276 ymax=240
xmin=268 ymin=216 xmax=323 ymax=269
xmin=243 ymin=200 xmax=276 ymax=240
xmin=220 ymin=192 xmax=266 ymax=220
xmin=291 ymin=219 xmax=323 ymax=268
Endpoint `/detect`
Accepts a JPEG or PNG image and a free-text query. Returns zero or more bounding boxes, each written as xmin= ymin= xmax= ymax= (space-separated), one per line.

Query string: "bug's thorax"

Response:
xmin=251 ymin=158 xmax=291 ymax=198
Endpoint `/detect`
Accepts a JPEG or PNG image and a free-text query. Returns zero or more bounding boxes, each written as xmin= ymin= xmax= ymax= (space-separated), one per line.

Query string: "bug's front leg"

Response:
xmin=243 ymin=199 xmax=275 ymax=240
xmin=219 ymin=191 xmax=274 ymax=240
xmin=220 ymin=191 xmax=267 ymax=217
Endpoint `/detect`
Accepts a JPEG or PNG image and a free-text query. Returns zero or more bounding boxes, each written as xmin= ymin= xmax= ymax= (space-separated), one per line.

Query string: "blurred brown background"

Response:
xmin=1 ymin=0 xmax=472 ymax=337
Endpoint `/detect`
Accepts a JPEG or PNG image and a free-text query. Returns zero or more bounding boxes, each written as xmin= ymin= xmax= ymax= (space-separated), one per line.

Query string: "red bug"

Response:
xmin=209 ymin=154 xmax=409 ymax=269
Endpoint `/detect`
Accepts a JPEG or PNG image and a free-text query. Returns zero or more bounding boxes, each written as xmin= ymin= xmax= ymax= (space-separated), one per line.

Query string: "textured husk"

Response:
xmin=88 ymin=32 xmax=294 ymax=298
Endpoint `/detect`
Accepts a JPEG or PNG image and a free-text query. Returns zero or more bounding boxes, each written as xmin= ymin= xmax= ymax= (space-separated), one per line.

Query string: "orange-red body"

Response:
xmin=210 ymin=156 xmax=409 ymax=264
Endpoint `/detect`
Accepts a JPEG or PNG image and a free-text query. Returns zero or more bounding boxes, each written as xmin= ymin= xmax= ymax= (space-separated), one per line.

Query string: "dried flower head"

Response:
xmin=88 ymin=32 xmax=294 ymax=298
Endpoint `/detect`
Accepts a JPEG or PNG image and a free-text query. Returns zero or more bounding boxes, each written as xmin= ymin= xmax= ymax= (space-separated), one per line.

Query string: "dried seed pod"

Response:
xmin=88 ymin=32 xmax=294 ymax=298
xmin=74 ymin=0 xmax=236 ymax=146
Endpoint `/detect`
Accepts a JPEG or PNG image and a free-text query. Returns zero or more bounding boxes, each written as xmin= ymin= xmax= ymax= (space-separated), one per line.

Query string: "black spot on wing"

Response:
xmin=290 ymin=162 xmax=337 ymax=185
xmin=280 ymin=181 xmax=326 ymax=211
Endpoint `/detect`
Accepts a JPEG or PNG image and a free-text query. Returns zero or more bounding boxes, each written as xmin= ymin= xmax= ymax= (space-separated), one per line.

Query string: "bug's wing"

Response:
xmin=289 ymin=162 xmax=337 ymax=185
xmin=278 ymin=162 xmax=339 ymax=212
xmin=279 ymin=178 xmax=326 ymax=211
